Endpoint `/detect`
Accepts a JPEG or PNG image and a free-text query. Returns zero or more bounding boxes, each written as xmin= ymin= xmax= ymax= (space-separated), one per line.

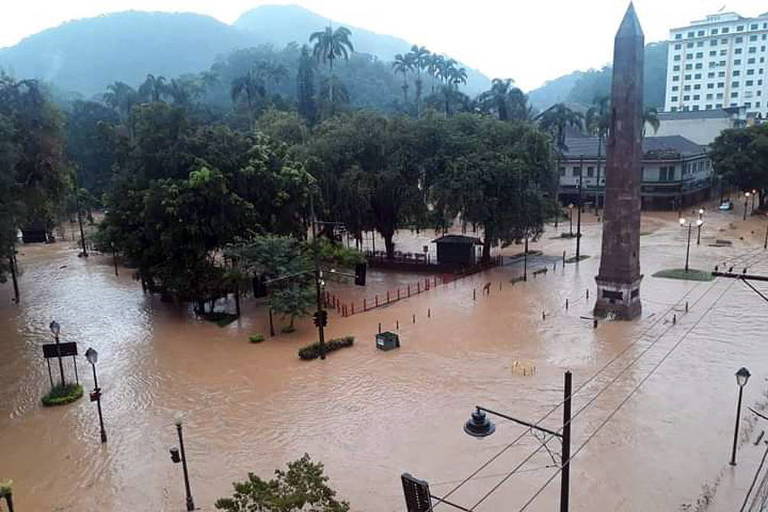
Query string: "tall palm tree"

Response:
xmin=586 ymin=96 xmax=611 ymax=213
xmin=391 ymin=53 xmax=413 ymax=106
xmin=426 ymin=54 xmax=443 ymax=93
xmin=138 ymin=74 xmax=167 ymax=102
xmin=407 ymin=45 xmax=431 ymax=117
xmin=103 ymin=81 xmax=138 ymax=121
xmin=536 ymin=103 xmax=584 ymax=151
xmin=200 ymin=70 xmax=219 ymax=93
xmin=231 ymin=69 xmax=266 ymax=128
xmin=310 ymin=25 xmax=354 ymax=114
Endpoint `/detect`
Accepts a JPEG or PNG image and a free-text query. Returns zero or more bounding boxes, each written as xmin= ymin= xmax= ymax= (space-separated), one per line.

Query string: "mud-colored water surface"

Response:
xmin=3 ymin=203 xmax=768 ymax=511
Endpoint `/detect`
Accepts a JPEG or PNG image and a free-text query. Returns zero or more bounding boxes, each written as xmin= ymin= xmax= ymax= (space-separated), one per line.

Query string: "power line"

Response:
xmin=434 ymin=247 xmax=765 ymax=508
xmin=515 ymin=276 xmax=739 ymax=511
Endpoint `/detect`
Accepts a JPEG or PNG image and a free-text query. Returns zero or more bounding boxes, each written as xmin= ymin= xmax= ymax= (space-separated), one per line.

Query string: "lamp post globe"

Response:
xmin=49 ymin=320 xmax=60 ymax=336
xmin=736 ymin=367 xmax=751 ymax=388
xmin=85 ymin=347 xmax=98 ymax=365
xmin=463 ymin=408 xmax=496 ymax=438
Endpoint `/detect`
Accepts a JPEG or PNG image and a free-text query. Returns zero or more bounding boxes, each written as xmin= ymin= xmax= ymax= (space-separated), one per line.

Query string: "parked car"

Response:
xmin=719 ymin=200 xmax=734 ymax=211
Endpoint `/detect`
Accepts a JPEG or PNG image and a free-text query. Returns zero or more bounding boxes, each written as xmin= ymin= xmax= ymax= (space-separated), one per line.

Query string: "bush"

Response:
xmin=249 ymin=334 xmax=265 ymax=343
xmin=281 ymin=325 xmax=296 ymax=333
xmin=42 ymin=383 xmax=84 ymax=407
xmin=298 ymin=336 xmax=354 ymax=360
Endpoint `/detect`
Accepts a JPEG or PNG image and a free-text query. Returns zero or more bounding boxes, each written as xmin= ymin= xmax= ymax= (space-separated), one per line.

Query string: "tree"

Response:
xmin=65 ymin=100 xmax=119 ymax=196
xmin=536 ymin=103 xmax=584 ymax=151
xmin=392 ymin=53 xmax=413 ymax=106
xmin=296 ymin=45 xmax=318 ymax=125
xmin=231 ymin=69 xmax=266 ymax=128
xmin=432 ymin=115 xmax=554 ymax=262
xmin=215 ymin=454 xmax=350 ymax=512
xmin=0 ymin=113 xmax=19 ymax=290
xmin=407 ymin=45 xmax=431 ymax=118
xmin=477 ymin=78 xmax=529 ymax=121
xmin=103 ymin=81 xmax=139 ymax=123
xmin=138 ymin=74 xmax=167 ymax=102
xmin=310 ymin=25 xmax=354 ymax=115
xmin=710 ymin=124 xmax=768 ymax=208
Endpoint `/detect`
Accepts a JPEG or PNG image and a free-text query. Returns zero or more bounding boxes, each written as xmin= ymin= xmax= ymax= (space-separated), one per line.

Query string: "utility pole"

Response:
xmin=561 ymin=370 xmax=573 ymax=512
xmin=8 ymin=250 xmax=19 ymax=304
xmin=310 ymin=194 xmax=327 ymax=360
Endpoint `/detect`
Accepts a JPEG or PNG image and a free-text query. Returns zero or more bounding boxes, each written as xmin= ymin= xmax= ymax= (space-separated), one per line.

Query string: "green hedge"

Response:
xmin=298 ymin=336 xmax=354 ymax=360
xmin=249 ymin=333 xmax=265 ymax=343
xmin=42 ymin=383 xmax=84 ymax=407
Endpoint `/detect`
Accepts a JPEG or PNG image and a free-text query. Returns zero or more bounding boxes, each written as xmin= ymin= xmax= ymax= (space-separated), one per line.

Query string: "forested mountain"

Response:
xmin=528 ymin=42 xmax=669 ymax=112
xmin=0 ymin=11 xmax=249 ymax=96
xmin=0 ymin=5 xmax=490 ymax=98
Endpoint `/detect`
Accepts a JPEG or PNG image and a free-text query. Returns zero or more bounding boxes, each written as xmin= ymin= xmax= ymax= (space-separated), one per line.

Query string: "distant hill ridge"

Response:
xmin=0 ymin=4 xmax=491 ymax=97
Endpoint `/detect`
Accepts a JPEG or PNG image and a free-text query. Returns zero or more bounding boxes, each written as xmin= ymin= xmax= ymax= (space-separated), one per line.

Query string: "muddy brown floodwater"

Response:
xmin=3 ymin=202 xmax=768 ymax=511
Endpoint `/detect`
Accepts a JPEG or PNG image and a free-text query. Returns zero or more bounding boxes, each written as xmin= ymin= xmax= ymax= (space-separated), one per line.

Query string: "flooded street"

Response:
xmin=3 ymin=203 xmax=768 ymax=511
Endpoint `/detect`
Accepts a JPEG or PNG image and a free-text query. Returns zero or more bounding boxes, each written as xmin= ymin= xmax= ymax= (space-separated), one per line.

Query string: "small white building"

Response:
xmin=558 ymin=136 xmax=712 ymax=210
xmin=654 ymin=107 xmax=747 ymax=146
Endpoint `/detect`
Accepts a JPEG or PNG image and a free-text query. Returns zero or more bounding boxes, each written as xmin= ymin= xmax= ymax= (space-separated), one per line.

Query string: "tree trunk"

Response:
xmin=9 ymin=253 xmax=19 ymax=304
xmin=383 ymin=234 xmax=395 ymax=260
xmin=481 ymin=229 xmax=493 ymax=264
xmin=234 ymin=284 xmax=241 ymax=318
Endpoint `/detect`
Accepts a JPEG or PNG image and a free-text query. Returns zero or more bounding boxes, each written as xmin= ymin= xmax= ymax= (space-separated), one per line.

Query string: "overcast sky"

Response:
xmin=2 ymin=0 xmax=764 ymax=91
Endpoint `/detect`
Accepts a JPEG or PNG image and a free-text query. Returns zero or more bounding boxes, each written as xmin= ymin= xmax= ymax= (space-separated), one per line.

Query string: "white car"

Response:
xmin=719 ymin=200 xmax=734 ymax=211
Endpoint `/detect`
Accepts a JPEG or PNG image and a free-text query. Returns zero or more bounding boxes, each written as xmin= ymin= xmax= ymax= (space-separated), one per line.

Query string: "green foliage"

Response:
xmin=0 ymin=480 xmax=11 ymax=497
xmin=298 ymin=336 xmax=354 ymax=360
xmin=249 ymin=333 xmax=265 ymax=343
xmin=710 ymin=125 xmax=768 ymax=207
xmin=42 ymin=383 xmax=84 ymax=407
xmin=215 ymin=454 xmax=350 ymax=512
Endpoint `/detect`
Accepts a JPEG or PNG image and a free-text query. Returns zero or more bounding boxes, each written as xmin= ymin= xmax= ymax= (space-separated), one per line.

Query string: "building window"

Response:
xmin=559 ymin=167 xmax=565 ymax=176
xmin=749 ymin=47 xmax=757 ymax=53
xmin=659 ymin=167 xmax=676 ymax=182
xmin=750 ymin=35 xmax=758 ymax=42
xmin=587 ymin=167 xmax=594 ymax=178
xmin=751 ymin=24 xmax=758 ymax=30
xmin=736 ymin=37 xmax=743 ymax=43
xmin=735 ymin=48 xmax=742 ymax=55
xmin=694 ymin=84 xmax=701 ymax=90
xmin=709 ymin=50 xmax=717 ymax=56
xmin=716 ymin=103 xmax=723 ymax=108
xmin=720 ymin=49 xmax=727 ymax=56
xmin=695 ymin=63 xmax=703 ymax=70
xmin=672 ymin=86 xmax=679 ymax=91
xmin=746 ymin=80 xmax=754 ymax=86
xmin=707 ymin=83 xmax=714 ymax=89
xmin=685 ymin=64 xmax=693 ymax=70
xmin=684 ymin=85 xmax=691 ymax=91
xmin=711 ymin=39 xmax=718 ymax=46
xmin=687 ymin=31 xmax=694 ymax=37
xmin=706 ymin=94 xmax=713 ymax=99
xmin=671 ymin=106 xmax=678 ymax=112
xmin=675 ymin=43 xmax=682 ymax=50
xmin=572 ymin=167 xmax=581 ymax=177
xmin=705 ymin=104 xmax=712 ymax=110
xmin=698 ymin=30 xmax=705 ymax=36
xmin=737 ymin=25 xmax=744 ymax=32
xmin=693 ymin=95 xmax=700 ymax=100
xmin=673 ymin=75 xmax=680 ymax=82
xmin=748 ymin=58 xmax=756 ymax=64
xmin=731 ymin=92 xmax=739 ymax=98
xmin=716 ymin=93 xmax=724 ymax=99
xmin=732 ymin=81 xmax=740 ymax=87
xmin=685 ymin=74 xmax=692 ymax=80
xmin=708 ymin=72 xmax=716 ymax=78
xmin=671 ymin=96 xmax=678 ymax=102
xmin=735 ymin=59 xmax=742 ymax=65
xmin=734 ymin=70 xmax=741 ymax=76
xmin=718 ymin=71 xmax=726 ymax=77
xmin=722 ymin=28 xmax=729 ymax=34
xmin=686 ymin=53 xmax=693 ymax=59
xmin=717 ymin=82 xmax=724 ymax=88
xmin=683 ymin=95 xmax=690 ymax=100
xmin=687 ymin=42 xmax=694 ymax=48
xmin=674 ymin=55 xmax=681 ymax=61
xmin=692 ymin=105 xmax=700 ymax=111
xmin=747 ymin=69 xmax=755 ymax=75
xmin=675 ymin=34 xmax=682 ymax=40
xmin=712 ymin=28 xmax=719 ymax=35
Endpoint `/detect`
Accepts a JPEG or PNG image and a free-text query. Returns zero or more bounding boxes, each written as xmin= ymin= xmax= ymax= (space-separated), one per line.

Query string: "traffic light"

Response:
xmin=313 ymin=310 xmax=328 ymax=327
xmin=354 ymin=263 xmax=367 ymax=286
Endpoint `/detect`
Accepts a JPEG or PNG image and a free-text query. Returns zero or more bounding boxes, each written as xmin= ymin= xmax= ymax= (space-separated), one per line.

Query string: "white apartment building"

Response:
xmin=664 ymin=11 xmax=768 ymax=118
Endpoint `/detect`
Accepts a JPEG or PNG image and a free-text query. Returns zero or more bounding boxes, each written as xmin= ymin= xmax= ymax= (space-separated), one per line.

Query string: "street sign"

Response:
xmin=42 ymin=342 xmax=78 ymax=358
xmin=401 ymin=473 xmax=433 ymax=512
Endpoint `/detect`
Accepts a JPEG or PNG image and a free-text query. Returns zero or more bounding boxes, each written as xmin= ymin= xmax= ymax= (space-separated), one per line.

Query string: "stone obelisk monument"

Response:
xmin=594 ymin=3 xmax=644 ymax=320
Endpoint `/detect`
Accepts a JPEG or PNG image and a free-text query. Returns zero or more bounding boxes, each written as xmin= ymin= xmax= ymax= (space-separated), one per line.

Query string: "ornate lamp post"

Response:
xmin=170 ymin=416 xmax=195 ymax=511
xmin=679 ymin=218 xmax=703 ymax=272
xmin=752 ymin=189 xmax=758 ymax=213
xmin=730 ymin=367 xmax=751 ymax=466
xmin=696 ymin=208 xmax=704 ymax=245
xmin=85 ymin=348 xmax=107 ymax=443
xmin=744 ymin=192 xmax=751 ymax=221
xmin=49 ymin=320 xmax=65 ymax=387
xmin=568 ymin=203 xmax=574 ymax=237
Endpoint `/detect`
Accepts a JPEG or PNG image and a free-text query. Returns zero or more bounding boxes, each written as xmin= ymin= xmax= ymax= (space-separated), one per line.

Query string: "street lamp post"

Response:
xmin=679 ymin=218 xmax=703 ymax=272
xmin=568 ymin=203 xmax=574 ymax=237
xmin=49 ymin=320 xmax=65 ymax=387
xmin=744 ymin=192 xmax=751 ymax=221
xmin=464 ymin=371 xmax=573 ymax=512
xmin=752 ymin=189 xmax=757 ymax=214
xmin=170 ymin=416 xmax=195 ymax=511
xmin=697 ymin=208 xmax=704 ymax=245
xmin=730 ymin=367 xmax=751 ymax=466
xmin=85 ymin=348 xmax=107 ymax=443
xmin=576 ymin=157 xmax=583 ymax=260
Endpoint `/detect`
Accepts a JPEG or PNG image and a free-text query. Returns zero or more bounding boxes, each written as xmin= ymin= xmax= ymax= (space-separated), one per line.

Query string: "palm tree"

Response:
xmin=586 ymin=96 xmax=611 ymax=213
xmin=536 ymin=103 xmax=584 ymax=151
xmin=257 ymin=61 xmax=289 ymax=99
xmin=426 ymin=54 xmax=443 ymax=93
xmin=138 ymin=74 xmax=167 ymax=102
xmin=165 ymin=78 xmax=201 ymax=106
xmin=477 ymin=78 xmax=530 ymax=121
xmin=103 ymin=81 xmax=138 ymax=121
xmin=407 ymin=45 xmax=431 ymax=117
xmin=200 ymin=70 xmax=219 ymax=92
xmin=231 ymin=69 xmax=266 ymax=128
xmin=310 ymin=25 xmax=354 ymax=114
xmin=391 ymin=53 xmax=413 ymax=106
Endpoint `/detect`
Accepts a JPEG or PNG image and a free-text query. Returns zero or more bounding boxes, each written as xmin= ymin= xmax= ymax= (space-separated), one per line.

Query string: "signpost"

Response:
xmin=41 ymin=342 xmax=79 ymax=386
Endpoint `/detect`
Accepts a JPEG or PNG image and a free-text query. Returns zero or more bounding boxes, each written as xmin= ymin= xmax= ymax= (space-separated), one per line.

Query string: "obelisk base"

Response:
xmin=594 ymin=276 xmax=643 ymax=320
